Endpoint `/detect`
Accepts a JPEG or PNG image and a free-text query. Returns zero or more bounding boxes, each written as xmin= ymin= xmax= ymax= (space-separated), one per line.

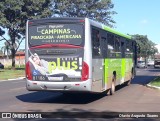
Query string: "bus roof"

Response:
xmin=88 ymin=18 xmax=132 ymax=40
xmin=28 ymin=17 xmax=132 ymax=40
xmin=102 ymin=25 xmax=132 ymax=39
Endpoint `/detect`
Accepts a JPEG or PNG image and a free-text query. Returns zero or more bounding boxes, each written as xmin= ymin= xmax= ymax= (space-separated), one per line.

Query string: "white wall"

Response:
xmin=0 ymin=59 xmax=25 ymax=67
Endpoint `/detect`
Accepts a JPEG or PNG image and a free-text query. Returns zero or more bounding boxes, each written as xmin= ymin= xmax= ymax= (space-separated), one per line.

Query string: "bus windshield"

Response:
xmin=28 ymin=23 xmax=84 ymax=47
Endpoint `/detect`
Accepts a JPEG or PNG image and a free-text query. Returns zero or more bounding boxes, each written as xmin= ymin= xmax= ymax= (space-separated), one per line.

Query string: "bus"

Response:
xmin=154 ymin=54 xmax=160 ymax=68
xmin=25 ymin=17 xmax=137 ymax=95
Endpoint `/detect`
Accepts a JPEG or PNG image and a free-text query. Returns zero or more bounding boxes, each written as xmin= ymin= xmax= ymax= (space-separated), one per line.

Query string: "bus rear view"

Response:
xmin=26 ymin=17 xmax=135 ymax=95
xmin=25 ymin=18 xmax=91 ymax=92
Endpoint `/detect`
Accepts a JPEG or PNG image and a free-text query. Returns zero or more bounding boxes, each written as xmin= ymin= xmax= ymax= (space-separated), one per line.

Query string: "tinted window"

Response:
xmin=121 ymin=38 xmax=126 ymax=58
xmin=125 ymin=40 xmax=133 ymax=58
xmin=107 ymin=33 xmax=115 ymax=57
xmin=92 ymin=29 xmax=101 ymax=57
xmin=115 ymin=36 xmax=121 ymax=52
xmin=115 ymin=36 xmax=121 ymax=58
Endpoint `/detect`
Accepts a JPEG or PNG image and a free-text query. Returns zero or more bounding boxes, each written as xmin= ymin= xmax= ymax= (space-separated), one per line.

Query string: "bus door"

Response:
xmin=92 ymin=29 xmax=106 ymax=92
xmin=91 ymin=29 xmax=102 ymax=92
xmin=120 ymin=38 xmax=126 ymax=84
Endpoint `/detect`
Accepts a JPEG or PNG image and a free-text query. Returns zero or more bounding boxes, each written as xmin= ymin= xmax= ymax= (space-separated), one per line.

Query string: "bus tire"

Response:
xmin=110 ymin=77 xmax=116 ymax=95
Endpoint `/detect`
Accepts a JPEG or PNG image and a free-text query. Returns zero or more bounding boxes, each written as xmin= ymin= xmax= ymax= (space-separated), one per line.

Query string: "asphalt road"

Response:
xmin=0 ymin=66 xmax=160 ymax=120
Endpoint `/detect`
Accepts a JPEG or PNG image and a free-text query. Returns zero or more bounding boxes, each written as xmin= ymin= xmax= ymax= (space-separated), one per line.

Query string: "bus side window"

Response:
xmin=133 ymin=41 xmax=137 ymax=65
xmin=126 ymin=40 xmax=133 ymax=58
xmin=107 ymin=33 xmax=115 ymax=58
xmin=92 ymin=29 xmax=101 ymax=57
xmin=121 ymin=38 xmax=125 ymax=58
xmin=115 ymin=36 xmax=121 ymax=58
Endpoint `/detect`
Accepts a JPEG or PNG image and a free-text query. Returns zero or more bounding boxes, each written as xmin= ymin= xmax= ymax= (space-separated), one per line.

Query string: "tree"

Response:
xmin=0 ymin=0 xmax=117 ymax=69
xmin=1 ymin=41 xmax=11 ymax=59
xmin=53 ymin=0 xmax=117 ymax=28
xmin=132 ymin=34 xmax=158 ymax=57
xmin=0 ymin=0 xmax=52 ymax=69
xmin=0 ymin=28 xmax=5 ymax=36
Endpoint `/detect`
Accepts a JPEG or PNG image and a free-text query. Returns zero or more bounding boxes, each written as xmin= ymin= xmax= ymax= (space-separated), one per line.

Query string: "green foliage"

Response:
xmin=53 ymin=0 xmax=117 ymax=28
xmin=0 ymin=0 xmax=52 ymax=68
xmin=0 ymin=0 xmax=116 ymax=68
xmin=1 ymin=41 xmax=11 ymax=58
xmin=132 ymin=34 xmax=158 ymax=57
xmin=0 ymin=69 xmax=24 ymax=80
xmin=0 ymin=28 xmax=5 ymax=36
xmin=149 ymin=77 xmax=160 ymax=87
xmin=0 ymin=0 xmax=52 ymax=35
xmin=5 ymin=64 xmax=25 ymax=69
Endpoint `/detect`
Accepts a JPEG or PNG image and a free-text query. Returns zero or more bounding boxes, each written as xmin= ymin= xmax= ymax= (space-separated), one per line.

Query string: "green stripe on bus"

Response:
xmin=102 ymin=25 xmax=132 ymax=40
xmin=121 ymin=59 xmax=126 ymax=78
xmin=104 ymin=59 xmax=109 ymax=84
xmin=104 ymin=58 xmax=124 ymax=83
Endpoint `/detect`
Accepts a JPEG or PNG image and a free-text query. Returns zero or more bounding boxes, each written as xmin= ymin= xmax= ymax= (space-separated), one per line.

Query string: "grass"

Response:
xmin=149 ymin=77 xmax=160 ymax=87
xmin=5 ymin=65 xmax=25 ymax=69
xmin=0 ymin=67 xmax=25 ymax=80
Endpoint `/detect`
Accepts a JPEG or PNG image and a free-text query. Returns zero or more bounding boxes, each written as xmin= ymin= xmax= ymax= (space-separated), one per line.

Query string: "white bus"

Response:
xmin=25 ymin=17 xmax=136 ymax=95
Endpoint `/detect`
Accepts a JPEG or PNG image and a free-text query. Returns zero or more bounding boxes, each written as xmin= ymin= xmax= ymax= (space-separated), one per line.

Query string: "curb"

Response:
xmin=146 ymin=84 xmax=160 ymax=90
xmin=0 ymin=77 xmax=25 ymax=82
xmin=8 ymin=77 xmax=25 ymax=80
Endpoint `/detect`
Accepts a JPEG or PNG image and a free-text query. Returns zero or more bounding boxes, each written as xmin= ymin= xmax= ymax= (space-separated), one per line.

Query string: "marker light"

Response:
xmin=81 ymin=61 xmax=89 ymax=81
xmin=26 ymin=61 xmax=32 ymax=80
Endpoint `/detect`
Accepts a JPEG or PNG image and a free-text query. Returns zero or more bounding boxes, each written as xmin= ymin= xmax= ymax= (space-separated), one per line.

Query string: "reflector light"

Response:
xmin=79 ymin=20 xmax=85 ymax=22
xmin=81 ymin=61 xmax=89 ymax=81
xmin=26 ymin=61 xmax=32 ymax=80
xmin=28 ymin=22 xmax=33 ymax=24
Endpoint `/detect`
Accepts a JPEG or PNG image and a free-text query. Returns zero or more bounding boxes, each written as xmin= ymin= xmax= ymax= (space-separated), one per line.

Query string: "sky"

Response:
xmin=0 ymin=0 xmax=160 ymax=52
xmin=112 ymin=0 xmax=160 ymax=45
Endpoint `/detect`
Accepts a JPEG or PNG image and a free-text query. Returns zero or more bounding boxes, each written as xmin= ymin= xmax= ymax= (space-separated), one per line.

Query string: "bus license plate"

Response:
xmin=48 ymin=77 xmax=63 ymax=81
